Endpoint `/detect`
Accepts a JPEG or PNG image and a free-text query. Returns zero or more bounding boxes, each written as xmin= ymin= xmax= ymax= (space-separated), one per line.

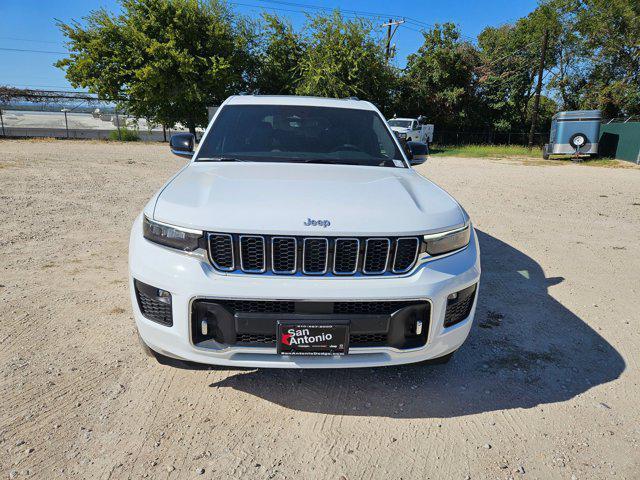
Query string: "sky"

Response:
xmin=0 ymin=0 xmax=539 ymax=92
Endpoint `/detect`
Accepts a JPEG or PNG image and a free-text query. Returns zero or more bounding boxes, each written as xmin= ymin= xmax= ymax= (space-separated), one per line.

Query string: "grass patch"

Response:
xmin=576 ymin=158 xmax=635 ymax=168
xmin=109 ymin=127 xmax=140 ymax=142
xmin=430 ymin=144 xmax=542 ymax=159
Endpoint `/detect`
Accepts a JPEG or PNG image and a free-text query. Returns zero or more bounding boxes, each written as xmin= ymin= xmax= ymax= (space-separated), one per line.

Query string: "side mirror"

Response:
xmin=169 ymin=133 xmax=195 ymax=158
xmin=405 ymin=141 xmax=429 ymax=166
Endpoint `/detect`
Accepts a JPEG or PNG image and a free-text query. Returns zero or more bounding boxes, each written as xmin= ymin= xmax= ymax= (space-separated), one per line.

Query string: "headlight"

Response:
xmin=423 ymin=225 xmax=471 ymax=256
xmin=143 ymin=215 xmax=202 ymax=252
xmin=398 ymin=132 xmax=407 ymax=139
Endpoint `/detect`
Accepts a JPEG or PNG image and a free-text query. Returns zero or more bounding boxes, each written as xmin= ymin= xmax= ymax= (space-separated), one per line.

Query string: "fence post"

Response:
xmin=115 ymin=108 xmax=122 ymax=141
xmin=0 ymin=108 xmax=5 ymax=137
xmin=61 ymin=109 xmax=70 ymax=138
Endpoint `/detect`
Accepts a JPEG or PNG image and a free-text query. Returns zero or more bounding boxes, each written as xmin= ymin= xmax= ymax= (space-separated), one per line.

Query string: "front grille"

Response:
xmin=207 ymin=233 xmax=420 ymax=276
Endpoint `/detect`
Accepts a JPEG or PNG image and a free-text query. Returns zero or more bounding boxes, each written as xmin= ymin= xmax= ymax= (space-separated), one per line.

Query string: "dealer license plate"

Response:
xmin=277 ymin=321 xmax=349 ymax=356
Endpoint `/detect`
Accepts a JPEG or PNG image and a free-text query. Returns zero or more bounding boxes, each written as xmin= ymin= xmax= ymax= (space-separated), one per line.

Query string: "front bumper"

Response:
xmin=129 ymin=215 xmax=481 ymax=368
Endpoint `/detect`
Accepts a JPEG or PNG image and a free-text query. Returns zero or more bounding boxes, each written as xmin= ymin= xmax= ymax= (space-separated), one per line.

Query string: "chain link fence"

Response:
xmin=432 ymin=130 xmax=549 ymax=146
xmin=0 ymin=107 xmax=192 ymax=141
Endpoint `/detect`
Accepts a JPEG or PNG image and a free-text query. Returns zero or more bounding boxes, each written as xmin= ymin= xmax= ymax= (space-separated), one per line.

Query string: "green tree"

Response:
xmin=56 ymin=0 xmax=254 ymax=133
xmin=252 ymin=14 xmax=305 ymax=95
xmin=296 ymin=11 xmax=395 ymax=112
xmin=574 ymin=0 xmax=640 ymax=117
xmin=397 ymin=23 xmax=480 ymax=130
xmin=477 ymin=6 xmax=560 ymax=132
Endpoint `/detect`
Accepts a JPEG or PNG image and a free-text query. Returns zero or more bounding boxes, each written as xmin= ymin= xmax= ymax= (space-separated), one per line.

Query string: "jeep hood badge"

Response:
xmin=304 ymin=218 xmax=331 ymax=228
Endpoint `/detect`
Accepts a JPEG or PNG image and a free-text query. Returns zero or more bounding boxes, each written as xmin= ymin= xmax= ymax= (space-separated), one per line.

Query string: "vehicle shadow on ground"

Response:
xmin=203 ymin=230 xmax=625 ymax=418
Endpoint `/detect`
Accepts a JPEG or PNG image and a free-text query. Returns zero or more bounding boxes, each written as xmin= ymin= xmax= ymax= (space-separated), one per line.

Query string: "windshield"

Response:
xmin=388 ymin=119 xmax=412 ymax=128
xmin=196 ymin=104 xmax=406 ymax=168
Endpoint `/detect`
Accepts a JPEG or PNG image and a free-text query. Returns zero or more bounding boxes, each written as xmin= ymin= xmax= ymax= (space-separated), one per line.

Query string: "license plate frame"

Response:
xmin=277 ymin=320 xmax=350 ymax=356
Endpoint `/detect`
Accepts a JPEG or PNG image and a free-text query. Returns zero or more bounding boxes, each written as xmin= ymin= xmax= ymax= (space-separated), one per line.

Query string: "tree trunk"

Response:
xmin=528 ymin=29 xmax=549 ymax=150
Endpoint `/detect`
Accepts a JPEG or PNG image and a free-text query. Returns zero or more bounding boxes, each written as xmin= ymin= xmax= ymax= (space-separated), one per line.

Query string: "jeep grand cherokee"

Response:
xmin=129 ymin=95 xmax=480 ymax=368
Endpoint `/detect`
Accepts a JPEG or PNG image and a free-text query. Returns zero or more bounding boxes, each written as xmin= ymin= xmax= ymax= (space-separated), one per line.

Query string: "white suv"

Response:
xmin=129 ymin=95 xmax=480 ymax=368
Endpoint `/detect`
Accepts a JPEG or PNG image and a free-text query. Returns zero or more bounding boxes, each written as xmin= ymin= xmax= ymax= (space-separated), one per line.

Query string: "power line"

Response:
xmin=251 ymin=0 xmax=480 ymax=42
xmin=0 ymin=83 xmax=86 ymax=91
xmin=0 ymin=36 xmax=61 ymax=45
xmin=0 ymin=47 xmax=68 ymax=55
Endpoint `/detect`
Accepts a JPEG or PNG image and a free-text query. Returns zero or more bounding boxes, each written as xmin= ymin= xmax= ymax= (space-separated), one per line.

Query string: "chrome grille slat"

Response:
xmin=208 ymin=233 xmax=234 ymax=271
xmin=302 ymin=238 xmax=329 ymax=274
xmin=239 ymin=235 xmax=266 ymax=273
xmin=271 ymin=237 xmax=297 ymax=274
xmin=208 ymin=234 xmax=421 ymax=276
xmin=333 ymin=238 xmax=360 ymax=275
xmin=363 ymin=238 xmax=391 ymax=274
xmin=392 ymin=237 xmax=420 ymax=273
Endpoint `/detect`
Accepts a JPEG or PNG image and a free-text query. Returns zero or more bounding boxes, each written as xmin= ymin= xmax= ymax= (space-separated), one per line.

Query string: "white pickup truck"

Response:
xmin=129 ymin=95 xmax=479 ymax=369
xmin=388 ymin=117 xmax=434 ymax=144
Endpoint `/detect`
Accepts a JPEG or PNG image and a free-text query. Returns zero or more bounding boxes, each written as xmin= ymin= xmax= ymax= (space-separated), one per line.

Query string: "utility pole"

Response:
xmin=382 ymin=18 xmax=405 ymax=63
xmin=528 ymin=28 xmax=549 ymax=150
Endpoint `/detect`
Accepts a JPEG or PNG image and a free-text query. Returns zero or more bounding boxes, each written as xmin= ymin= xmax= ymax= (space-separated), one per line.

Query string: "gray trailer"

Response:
xmin=543 ymin=110 xmax=601 ymax=159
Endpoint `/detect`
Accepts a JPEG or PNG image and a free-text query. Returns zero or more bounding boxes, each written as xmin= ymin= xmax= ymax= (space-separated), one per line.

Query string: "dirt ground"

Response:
xmin=1 ymin=139 xmax=639 ymax=480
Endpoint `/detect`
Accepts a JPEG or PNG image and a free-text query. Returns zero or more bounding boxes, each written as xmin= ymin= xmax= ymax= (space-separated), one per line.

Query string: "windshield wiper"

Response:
xmin=299 ymin=158 xmax=360 ymax=165
xmin=197 ymin=157 xmax=247 ymax=162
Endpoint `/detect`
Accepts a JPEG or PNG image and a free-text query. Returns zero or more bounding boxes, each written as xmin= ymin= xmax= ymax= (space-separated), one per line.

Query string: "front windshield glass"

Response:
xmin=388 ymin=119 xmax=412 ymax=128
xmin=196 ymin=104 xmax=406 ymax=168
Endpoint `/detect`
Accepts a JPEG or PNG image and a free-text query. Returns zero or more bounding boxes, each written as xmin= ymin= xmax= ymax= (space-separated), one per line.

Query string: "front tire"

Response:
xmin=542 ymin=144 xmax=550 ymax=160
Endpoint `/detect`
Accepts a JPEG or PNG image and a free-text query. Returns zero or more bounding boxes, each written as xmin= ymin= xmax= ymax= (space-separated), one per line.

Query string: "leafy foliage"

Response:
xmin=55 ymin=0 xmax=640 ymax=135
xmin=56 ymin=0 xmax=252 ymax=133
xmin=252 ymin=14 xmax=304 ymax=95
xmin=295 ymin=11 xmax=395 ymax=110
xmin=397 ymin=23 xmax=480 ymax=129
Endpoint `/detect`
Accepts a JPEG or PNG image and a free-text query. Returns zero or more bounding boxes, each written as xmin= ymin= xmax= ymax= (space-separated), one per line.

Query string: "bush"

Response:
xmin=109 ymin=127 xmax=139 ymax=141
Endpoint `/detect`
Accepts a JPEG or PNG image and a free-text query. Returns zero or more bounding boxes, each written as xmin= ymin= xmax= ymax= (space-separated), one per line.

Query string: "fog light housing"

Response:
xmin=444 ymin=284 xmax=477 ymax=327
xmin=134 ymin=279 xmax=173 ymax=326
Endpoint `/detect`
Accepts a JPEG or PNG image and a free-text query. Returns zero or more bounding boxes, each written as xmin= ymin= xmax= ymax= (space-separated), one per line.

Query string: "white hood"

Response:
xmin=152 ymin=162 xmax=465 ymax=236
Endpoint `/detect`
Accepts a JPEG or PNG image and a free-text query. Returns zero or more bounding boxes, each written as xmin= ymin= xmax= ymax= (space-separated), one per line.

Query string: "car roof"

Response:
xmin=224 ymin=95 xmax=377 ymax=111
xmin=390 ymin=118 xmax=415 ymax=121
